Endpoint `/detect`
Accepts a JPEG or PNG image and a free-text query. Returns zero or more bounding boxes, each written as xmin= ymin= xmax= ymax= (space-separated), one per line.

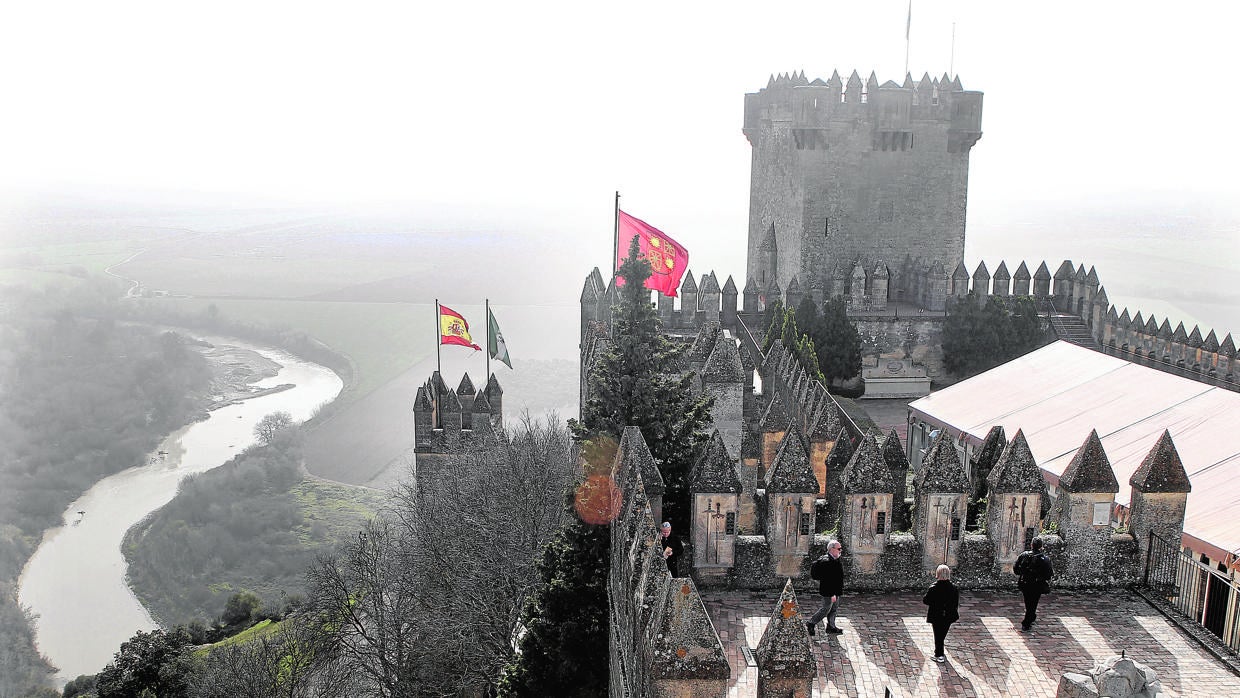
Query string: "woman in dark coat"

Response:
xmin=922 ymin=564 xmax=960 ymax=663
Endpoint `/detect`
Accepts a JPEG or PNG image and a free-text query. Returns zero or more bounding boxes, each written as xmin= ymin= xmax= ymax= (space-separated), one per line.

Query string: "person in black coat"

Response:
xmin=659 ymin=522 xmax=683 ymax=576
xmin=1014 ymin=537 xmax=1054 ymax=631
xmin=806 ymin=539 xmax=845 ymax=636
xmin=923 ymin=564 xmax=960 ymax=663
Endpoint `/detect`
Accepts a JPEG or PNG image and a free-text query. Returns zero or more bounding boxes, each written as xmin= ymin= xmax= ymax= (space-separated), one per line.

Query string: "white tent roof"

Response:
xmin=908 ymin=341 xmax=1240 ymax=556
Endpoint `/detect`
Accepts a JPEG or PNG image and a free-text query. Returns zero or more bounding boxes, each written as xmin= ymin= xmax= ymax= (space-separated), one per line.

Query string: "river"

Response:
xmin=16 ymin=338 xmax=342 ymax=683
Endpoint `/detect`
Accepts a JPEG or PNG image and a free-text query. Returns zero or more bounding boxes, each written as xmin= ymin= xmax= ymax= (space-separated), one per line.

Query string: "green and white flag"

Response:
xmin=488 ymin=306 xmax=512 ymax=369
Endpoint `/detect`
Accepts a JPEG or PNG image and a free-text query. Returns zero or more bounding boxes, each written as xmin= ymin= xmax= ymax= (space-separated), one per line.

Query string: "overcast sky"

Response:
xmin=2 ymin=1 xmax=1238 ymax=300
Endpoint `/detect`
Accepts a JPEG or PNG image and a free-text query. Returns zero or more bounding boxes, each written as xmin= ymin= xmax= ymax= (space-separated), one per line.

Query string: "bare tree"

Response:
xmin=388 ymin=413 xmax=575 ymax=695
xmin=254 ymin=411 xmax=294 ymax=445
xmin=301 ymin=414 xmax=574 ymax=697
xmin=306 ymin=519 xmax=426 ymax=698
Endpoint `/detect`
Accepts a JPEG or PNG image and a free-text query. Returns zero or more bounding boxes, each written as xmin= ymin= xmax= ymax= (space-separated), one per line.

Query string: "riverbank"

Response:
xmin=18 ymin=339 xmax=343 ymax=682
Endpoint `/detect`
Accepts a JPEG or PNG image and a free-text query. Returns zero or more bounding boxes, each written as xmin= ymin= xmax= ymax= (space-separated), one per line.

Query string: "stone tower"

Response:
xmin=743 ymin=70 xmax=983 ymax=298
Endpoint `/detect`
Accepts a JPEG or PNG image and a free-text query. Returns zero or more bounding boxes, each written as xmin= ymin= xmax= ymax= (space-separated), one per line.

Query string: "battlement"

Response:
xmin=744 ymin=70 xmax=982 ymax=148
xmin=412 ymin=370 xmax=504 ymax=455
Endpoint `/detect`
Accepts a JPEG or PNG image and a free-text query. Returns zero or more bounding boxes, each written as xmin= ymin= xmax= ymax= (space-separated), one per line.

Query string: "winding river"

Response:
xmin=17 ymin=338 xmax=342 ymax=683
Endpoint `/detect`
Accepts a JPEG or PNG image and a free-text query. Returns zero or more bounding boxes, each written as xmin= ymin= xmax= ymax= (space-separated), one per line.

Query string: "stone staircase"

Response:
xmin=1049 ymin=313 xmax=1103 ymax=351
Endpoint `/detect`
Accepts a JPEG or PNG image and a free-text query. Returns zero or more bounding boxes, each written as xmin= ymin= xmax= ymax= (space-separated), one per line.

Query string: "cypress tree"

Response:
xmin=574 ymin=236 xmax=714 ymax=531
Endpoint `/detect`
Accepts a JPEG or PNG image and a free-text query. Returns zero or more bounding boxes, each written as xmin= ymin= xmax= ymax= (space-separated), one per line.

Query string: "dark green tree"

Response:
xmin=95 ymin=628 xmax=195 ymax=698
xmin=943 ymin=295 xmax=1048 ymax=378
xmin=810 ymin=296 xmax=862 ymax=385
xmin=496 ymin=506 xmax=609 ymax=698
xmin=574 ymin=236 xmax=714 ymax=531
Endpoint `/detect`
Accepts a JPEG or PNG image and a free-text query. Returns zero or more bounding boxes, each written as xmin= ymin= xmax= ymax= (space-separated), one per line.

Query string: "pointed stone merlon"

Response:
xmin=840 ymin=434 xmax=895 ymax=573
xmin=985 ymin=430 xmax=1047 ymax=570
xmin=1054 ymin=429 xmax=1119 ymax=542
xmin=702 ymin=333 xmax=745 ymax=460
xmin=649 ymin=578 xmax=731 ymax=695
xmin=1128 ymin=430 xmax=1191 ymax=556
xmin=691 ymin=432 xmax=742 ymax=576
xmin=755 ymin=579 xmax=815 ymax=698
xmin=614 ymin=426 xmax=665 ymax=527
xmin=914 ymin=432 xmax=970 ymax=571
xmin=766 ymin=428 xmax=818 ymax=577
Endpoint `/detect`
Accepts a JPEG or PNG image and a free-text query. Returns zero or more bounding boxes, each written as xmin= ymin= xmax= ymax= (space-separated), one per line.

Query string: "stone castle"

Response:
xmin=411 ymin=69 xmax=1233 ymax=697
xmin=745 ymin=71 xmax=982 ymax=310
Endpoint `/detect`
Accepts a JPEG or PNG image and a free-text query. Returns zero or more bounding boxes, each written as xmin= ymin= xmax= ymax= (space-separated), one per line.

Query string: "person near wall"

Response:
xmin=1013 ymin=537 xmax=1054 ymax=632
xmin=922 ymin=564 xmax=961 ymax=663
xmin=807 ymin=539 xmax=845 ymax=636
xmin=659 ymin=521 xmax=683 ymax=576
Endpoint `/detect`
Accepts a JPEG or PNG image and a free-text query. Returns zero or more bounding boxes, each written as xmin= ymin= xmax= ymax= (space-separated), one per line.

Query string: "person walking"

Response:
xmin=807 ymin=540 xmax=845 ymax=636
xmin=922 ymin=564 xmax=960 ymax=663
xmin=659 ymin=522 xmax=683 ymax=576
xmin=1014 ymin=537 xmax=1054 ymax=632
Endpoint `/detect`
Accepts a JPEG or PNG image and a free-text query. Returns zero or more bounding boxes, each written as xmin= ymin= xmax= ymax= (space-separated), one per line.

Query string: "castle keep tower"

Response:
xmin=744 ymin=70 xmax=983 ymax=299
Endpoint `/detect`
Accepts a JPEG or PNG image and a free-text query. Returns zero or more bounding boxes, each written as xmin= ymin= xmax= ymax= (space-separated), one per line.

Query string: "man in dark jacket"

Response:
xmin=923 ymin=564 xmax=960 ymax=662
xmin=659 ymin=522 xmax=683 ymax=576
xmin=1013 ymin=537 xmax=1054 ymax=632
xmin=807 ymin=539 xmax=844 ymax=636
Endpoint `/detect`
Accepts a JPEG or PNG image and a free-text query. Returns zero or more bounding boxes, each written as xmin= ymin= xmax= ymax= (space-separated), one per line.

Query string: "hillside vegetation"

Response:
xmin=0 ymin=278 xmax=213 ymax=695
xmin=124 ymin=431 xmax=385 ymax=628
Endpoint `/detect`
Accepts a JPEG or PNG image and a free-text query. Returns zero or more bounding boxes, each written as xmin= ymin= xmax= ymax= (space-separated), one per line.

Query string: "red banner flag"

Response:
xmin=615 ymin=210 xmax=690 ymax=297
xmin=439 ymin=304 xmax=481 ymax=351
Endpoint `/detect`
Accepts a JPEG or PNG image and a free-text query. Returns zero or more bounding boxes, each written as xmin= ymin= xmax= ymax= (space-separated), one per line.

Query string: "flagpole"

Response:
xmin=435 ymin=298 xmax=442 ymax=378
xmin=612 ymin=190 xmax=620 ymax=277
xmin=904 ymin=0 xmax=911 ymax=77
xmin=485 ymin=298 xmax=491 ymax=381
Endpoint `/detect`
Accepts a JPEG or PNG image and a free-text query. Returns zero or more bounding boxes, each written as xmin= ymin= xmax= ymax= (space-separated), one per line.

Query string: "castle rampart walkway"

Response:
xmin=702 ymin=587 xmax=1237 ymax=697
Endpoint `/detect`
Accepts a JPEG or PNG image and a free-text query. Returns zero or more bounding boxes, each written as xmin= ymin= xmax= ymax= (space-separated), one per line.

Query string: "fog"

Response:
xmin=2 ymin=1 xmax=1238 ymax=330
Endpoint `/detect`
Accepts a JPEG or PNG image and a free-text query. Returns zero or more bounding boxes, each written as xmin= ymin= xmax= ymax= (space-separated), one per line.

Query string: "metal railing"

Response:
xmin=1143 ymin=531 xmax=1240 ymax=653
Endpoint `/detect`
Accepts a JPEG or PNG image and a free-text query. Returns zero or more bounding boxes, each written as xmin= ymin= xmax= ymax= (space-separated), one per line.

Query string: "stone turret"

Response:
xmin=992 ymin=261 xmax=1011 ymax=297
xmin=765 ymin=427 xmax=819 ymax=576
xmin=823 ymin=427 xmax=855 ymax=527
xmin=1033 ymin=261 xmax=1052 ymax=299
xmin=914 ymin=433 xmax=970 ymax=570
xmin=440 ymin=389 xmax=462 ymax=449
xmin=700 ymin=272 xmax=721 ymax=322
xmin=879 ymin=430 xmax=910 ymax=530
xmin=755 ymin=580 xmax=815 ymax=698
xmin=785 ymin=275 xmax=803 ymax=311
xmin=972 ymin=261 xmax=991 ymax=301
xmin=650 ymin=579 xmax=731 ymax=695
xmin=970 ymin=425 xmax=1007 ymax=500
xmin=722 ymin=275 xmax=738 ymax=327
xmin=1053 ymin=430 xmax=1119 ymax=543
xmin=927 ymin=260 xmax=948 ymax=311
xmin=743 ymin=277 xmax=759 ymax=314
xmin=413 ymin=385 xmax=434 ymax=452
xmin=840 ymin=434 xmax=896 ymax=573
xmin=691 ymin=432 xmax=742 ymax=580
xmin=763 ymin=278 xmax=781 ymax=313
xmin=687 ymin=322 xmax=722 ymax=377
xmin=484 ymin=373 xmax=503 ymax=422
xmin=1128 ymin=430 xmax=1191 ymax=556
xmin=951 ymin=262 xmax=970 ymax=299
xmin=620 ymin=426 xmax=665 ymax=527
xmin=457 ymin=373 xmax=476 ymax=429
xmin=848 ymin=264 xmax=866 ymax=310
xmin=1013 ymin=261 xmax=1031 ymax=296
xmin=702 ymin=331 xmax=745 ymax=459
xmin=680 ymin=271 xmax=700 ymax=325
xmin=1053 ymin=260 xmax=1075 ymax=311
xmin=758 ymin=393 xmax=791 ymax=484
xmin=807 ymin=399 xmax=842 ymax=498
xmin=985 ymin=430 xmax=1048 ymax=570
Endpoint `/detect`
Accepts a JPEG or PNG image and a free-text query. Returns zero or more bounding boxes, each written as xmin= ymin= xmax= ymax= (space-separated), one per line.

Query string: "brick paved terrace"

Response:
xmin=702 ymin=588 xmax=1238 ymax=697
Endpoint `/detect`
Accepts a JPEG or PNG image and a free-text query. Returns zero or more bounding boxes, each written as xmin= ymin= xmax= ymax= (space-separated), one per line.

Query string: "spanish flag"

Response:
xmin=439 ymin=304 xmax=481 ymax=351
